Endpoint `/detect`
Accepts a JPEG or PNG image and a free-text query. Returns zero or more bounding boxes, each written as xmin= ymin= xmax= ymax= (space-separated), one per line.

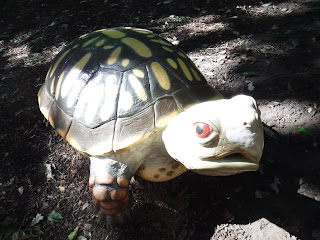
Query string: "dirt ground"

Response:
xmin=1 ymin=0 xmax=320 ymax=239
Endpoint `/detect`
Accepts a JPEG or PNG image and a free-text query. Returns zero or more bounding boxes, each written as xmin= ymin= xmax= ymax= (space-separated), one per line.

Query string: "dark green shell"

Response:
xmin=38 ymin=27 xmax=221 ymax=155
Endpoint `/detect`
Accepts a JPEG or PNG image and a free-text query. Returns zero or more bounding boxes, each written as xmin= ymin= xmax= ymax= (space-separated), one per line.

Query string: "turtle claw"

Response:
xmin=96 ymin=206 xmax=131 ymax=225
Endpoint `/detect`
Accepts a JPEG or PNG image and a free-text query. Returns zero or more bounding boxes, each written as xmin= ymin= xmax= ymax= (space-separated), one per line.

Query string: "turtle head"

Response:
xmin=162 ymin=95 xmax=264 ymax=176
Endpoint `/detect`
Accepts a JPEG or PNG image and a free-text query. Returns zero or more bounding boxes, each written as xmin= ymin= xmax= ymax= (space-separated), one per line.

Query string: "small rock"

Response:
xmin=211 ymin=218 xmax=297 ymax=240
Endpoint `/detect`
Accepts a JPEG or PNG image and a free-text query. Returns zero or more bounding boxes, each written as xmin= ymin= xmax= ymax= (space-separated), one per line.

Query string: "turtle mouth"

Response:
xmin=188 ymin=153 xmax=259 ymax=176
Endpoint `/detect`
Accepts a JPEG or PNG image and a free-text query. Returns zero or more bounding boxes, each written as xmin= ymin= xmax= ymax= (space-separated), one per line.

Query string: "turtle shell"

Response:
xmin=38 ymin=27 xmax=222 ymax=156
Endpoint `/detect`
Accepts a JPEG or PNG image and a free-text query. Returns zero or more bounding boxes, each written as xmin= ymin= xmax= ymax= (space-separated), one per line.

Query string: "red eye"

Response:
xmin=194 ymin=122 xmax=212 ymax=138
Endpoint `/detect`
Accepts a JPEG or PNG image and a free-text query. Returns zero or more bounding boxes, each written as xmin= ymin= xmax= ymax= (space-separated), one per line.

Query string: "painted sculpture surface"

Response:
xmin=38 ymin=27 xmax=264 ymax=224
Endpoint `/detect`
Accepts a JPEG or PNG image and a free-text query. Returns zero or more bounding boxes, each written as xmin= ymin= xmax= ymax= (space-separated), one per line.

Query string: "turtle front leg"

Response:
xmin=89 ymin=156 xmax=135 ymax=224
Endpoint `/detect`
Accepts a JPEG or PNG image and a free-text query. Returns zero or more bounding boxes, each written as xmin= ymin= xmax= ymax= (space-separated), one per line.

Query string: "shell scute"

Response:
xmin=154 ymin=97 xmax=179 ymax=128
xmin=113 ymin=105 xmax=155 ymax=151
xmin=48 ymin=102 xmax=72 ymax=138
xmin=117 ymin=66 xmax=151 ymax=118
xmin=66 ymin=119 xmax=115 ymax=155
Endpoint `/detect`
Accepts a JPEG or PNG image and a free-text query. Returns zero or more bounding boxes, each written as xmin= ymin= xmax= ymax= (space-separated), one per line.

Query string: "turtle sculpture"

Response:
xmin=38 ymin=27 xmax=264 ymax=224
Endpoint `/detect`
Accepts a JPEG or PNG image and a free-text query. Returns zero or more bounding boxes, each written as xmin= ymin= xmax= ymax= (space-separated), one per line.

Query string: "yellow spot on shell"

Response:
xmin=178 ymin=58 xmax=193 ymax=81
xmin=84 ymin=74 xmax=104 ymax=124
xmin=96 ymin=39 xmax=105 ymax=47
xmin=72 ymin=44 xmax=79 ymax=49
xmin=82 ymin=37 xmax=99 ymax=47
xmin=162 ymin=46 xmax=173 ymax=52
xmin=119 ymin=91 xmax=133 ymax=111
xmin=122 ymin=59 xmax=130 ymax=67
xmin=94 ymin=29 xmax=106 ymax=33
xmin=191 ymin=67 xmax=201 ymax=81
xmin=45 ymin=65 xmax=52 ymax=80
xmin=151 ymin=62 xmax=170 ymax=90
xmin=133 ymin=28 xmax=152 ymax=34
xmin=50 ymin=76 xmax=56 ymax=95
xmin=178 ymin=51 xmax=188 ymax=58
xmin=107 ymin=47 xmax=122 ymax=65
xmin=129 ymin=74 xmax=147 ymax=101
xmin=133 ymin=69 xmax=144 ymax=78
xmin=100 ymin=74 xmax=119 ymax=121
xmin=167 ymin=58 xmax=177 ymax=69
xmin=80 ymin=33 xmax=88 ymax=39
xmin=147 ymin=34 xmax=155 ymax=38
xmin=60 ymin=53 xmax=92 ymax=99
xmin=102 ymin=29 xmax=126 ymax=39
xmin=121 ymin=37 xmax=152 ymax=58
xmin=150 ymin=38 xmax=172 ymax=46
xmin=103 ymin=45 xmax=114 ymax=50
xmin=55 ymin=71 xmax=65 ymax=100
xmin=49 ymin=49 xmax=71 ymax=78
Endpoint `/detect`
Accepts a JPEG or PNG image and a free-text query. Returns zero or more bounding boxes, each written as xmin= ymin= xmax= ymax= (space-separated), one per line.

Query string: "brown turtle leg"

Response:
xmin=89 ymin=156 xmax=135 ymax=224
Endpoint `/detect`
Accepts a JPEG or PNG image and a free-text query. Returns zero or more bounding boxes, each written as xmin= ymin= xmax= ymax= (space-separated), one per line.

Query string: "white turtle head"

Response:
xmin=162 ymin=95 xmax=264 ymax=176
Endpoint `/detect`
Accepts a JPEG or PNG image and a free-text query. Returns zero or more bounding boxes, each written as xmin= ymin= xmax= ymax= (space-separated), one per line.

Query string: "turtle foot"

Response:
xmin=89 ymin=174 xmax=131 ymax=224
xmin=89 ymin=157 xmax=134 ymax=224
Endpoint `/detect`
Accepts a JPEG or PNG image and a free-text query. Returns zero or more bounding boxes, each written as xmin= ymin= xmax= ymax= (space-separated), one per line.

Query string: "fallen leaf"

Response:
xmin=30 ymin=213 xmax=44 ymax=226
xmin=247 ymin=82 xmax=255 ymax=91
xmin=44 ymin=163 xmax=54 ymax=180
xmin=284 ymin=30 xmax=292 ymax=34
xmin=57 ymin=198 xmax=65 ymax=208
xmin=298 ymin=126 xmax=312 ymax=136
xmin=233 ymin=31 xmax=240 ymax=36
xmin=0 ymin=217 xmax=18 ymax=236
xmin=48 ymin=21 xmax=56 ymax=27
xmin=11 ymin=229 xmax=37 ymax=239
xmin=57 ymin=186 xmax=65 ymax=192
xmin=68 ymin=226 xmax=79 ymax=240
xmin=48 ymin=211 xmax=63 ymax=222
xmin=17 ymin=186 xmax=24 ymax=195
xmin=78 ymin=236 xmax=88 ymax=240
